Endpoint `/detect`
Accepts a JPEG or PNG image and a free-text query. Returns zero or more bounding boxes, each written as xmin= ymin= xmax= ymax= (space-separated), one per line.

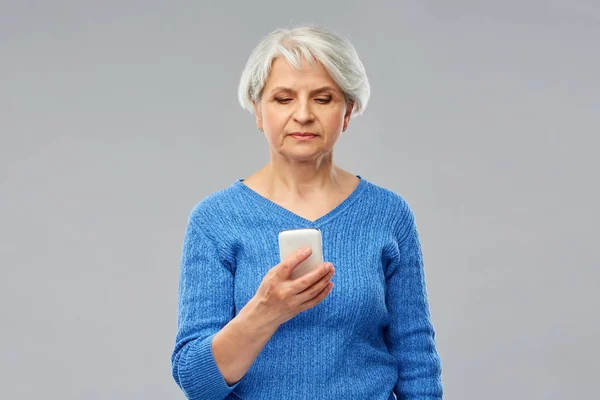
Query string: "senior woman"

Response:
xmin=171 ymin=25 xmax=443 ymax=400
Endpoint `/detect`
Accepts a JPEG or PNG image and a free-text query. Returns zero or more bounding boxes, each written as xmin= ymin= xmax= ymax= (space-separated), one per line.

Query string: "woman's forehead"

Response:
xmin=265 ymin=57 xmax=339 ymax=91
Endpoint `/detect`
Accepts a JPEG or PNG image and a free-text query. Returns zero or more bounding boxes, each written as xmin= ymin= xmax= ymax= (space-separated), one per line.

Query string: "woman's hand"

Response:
xmin=251 ymin=248 xmax=335 ymax=327
xmin=211 ymin=249 xmax=334 ymax=386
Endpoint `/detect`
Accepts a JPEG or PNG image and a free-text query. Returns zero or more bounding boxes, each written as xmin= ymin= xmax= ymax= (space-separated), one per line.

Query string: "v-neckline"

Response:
xmin=233 ymin=175 xmax=367 ymax=226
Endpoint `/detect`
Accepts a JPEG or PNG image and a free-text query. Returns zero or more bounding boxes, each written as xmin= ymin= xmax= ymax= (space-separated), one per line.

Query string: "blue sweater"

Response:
xmin=171 ymin=175 xmax=443 ymax=399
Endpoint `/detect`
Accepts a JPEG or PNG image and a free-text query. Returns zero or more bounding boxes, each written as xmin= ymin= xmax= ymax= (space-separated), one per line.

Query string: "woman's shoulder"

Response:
xmin=185 ymin=180 xmax=242 ymax=224
xmin=361 ymin=178 xmax=418 ymax=238
xmin=363 ymin=178 xmax=413 ymax=214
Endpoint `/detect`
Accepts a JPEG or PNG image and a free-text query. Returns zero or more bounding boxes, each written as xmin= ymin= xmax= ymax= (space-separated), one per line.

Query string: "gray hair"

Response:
xmin=237 ymin=24 xmax=370 ymax=118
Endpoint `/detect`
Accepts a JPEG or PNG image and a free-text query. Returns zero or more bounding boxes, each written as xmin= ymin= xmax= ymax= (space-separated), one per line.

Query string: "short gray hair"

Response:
xmin=237 ymin=24 xmax=370 ymax=118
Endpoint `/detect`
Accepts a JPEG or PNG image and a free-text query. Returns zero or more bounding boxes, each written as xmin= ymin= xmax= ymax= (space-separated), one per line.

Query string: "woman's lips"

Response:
xmin=290 ymin=132 xmax=318 ymax=140
xmin=290 ymin=134 xmax=317 ymax=140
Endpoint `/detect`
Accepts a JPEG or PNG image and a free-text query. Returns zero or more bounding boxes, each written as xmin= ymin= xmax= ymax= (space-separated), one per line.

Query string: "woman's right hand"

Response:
xmin=250 ymin=248 xmax=335 ymax=326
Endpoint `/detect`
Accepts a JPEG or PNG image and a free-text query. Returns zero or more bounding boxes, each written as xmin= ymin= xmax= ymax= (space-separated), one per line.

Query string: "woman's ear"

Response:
xmin=253 ymin=100 xmax=263 ymax=131
xmin=343 ymin=101 xmax=354 ymax=132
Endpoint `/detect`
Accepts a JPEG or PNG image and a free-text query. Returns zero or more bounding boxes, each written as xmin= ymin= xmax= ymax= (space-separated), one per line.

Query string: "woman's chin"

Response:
xmin=276 ymin=148 xmax=333 ymax=162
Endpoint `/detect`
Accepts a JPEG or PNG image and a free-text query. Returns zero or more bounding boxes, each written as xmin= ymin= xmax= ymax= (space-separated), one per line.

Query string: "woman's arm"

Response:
xmin=171 ymin=211 xmax=277 ymax=399
xmin=212 ymin=298 xmax=279 ymax=385
xmin=385 ymin=205 xmax=444 ymax=399
xmin=172 ymin=205 xmax=336 ymax=399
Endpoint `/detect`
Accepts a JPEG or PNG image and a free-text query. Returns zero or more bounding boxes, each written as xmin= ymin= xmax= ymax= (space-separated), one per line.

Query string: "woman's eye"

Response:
xmin=275 ymin=97 xmax=331 ymax=104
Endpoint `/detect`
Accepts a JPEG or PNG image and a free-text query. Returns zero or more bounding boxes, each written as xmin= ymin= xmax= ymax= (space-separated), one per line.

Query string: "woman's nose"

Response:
xmin=293 ymin=100 xmax=314 ymax=124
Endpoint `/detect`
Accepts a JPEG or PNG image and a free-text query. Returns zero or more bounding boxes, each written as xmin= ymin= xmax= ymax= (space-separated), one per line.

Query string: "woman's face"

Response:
xmin=254 ymin=56 xmax=353 ymax=161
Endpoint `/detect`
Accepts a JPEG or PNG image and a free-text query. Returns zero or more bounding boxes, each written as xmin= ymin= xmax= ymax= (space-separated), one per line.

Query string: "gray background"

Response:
xmin=1 ymin=1 xmax=598 ymax=399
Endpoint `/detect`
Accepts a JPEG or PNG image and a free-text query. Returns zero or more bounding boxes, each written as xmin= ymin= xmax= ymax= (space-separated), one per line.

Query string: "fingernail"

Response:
xmin=301 ymin=247 xmax=311 ymax=255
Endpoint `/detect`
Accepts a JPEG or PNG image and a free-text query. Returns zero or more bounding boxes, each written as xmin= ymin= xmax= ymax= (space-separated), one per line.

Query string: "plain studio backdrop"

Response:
xmin=1 ymin=1 xmax=598 ymax=399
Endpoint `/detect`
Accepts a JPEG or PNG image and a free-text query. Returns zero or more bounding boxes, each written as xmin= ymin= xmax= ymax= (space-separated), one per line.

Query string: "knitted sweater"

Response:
xmin=171 ymin=175 xmax=443 ymax=399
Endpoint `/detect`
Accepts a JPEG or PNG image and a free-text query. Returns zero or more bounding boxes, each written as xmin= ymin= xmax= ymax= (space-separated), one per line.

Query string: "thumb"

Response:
xmin=278 ymin=247 xmax=312 ymax=279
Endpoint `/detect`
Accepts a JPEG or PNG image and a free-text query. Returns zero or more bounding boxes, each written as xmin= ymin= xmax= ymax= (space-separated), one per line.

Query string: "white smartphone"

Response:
xmin=278 ymin=228 xmax=324 ymax=280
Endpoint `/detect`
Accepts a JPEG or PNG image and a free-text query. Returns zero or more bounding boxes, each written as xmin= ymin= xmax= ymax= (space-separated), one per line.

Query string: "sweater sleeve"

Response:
xmin=385 ymin=206 xmax=444 ymax=399
xmin=171 ymin=209 xmax=243 ymax=400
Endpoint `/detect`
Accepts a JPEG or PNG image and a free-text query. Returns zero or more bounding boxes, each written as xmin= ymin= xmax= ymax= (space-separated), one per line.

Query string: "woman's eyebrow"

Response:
xmin=270 ymin=86 xmax=336 ymax=95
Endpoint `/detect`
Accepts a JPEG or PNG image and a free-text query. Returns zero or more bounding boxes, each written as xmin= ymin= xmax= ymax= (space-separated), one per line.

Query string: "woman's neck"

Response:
xmin=259 ymin=160 xmax=346 ymax=199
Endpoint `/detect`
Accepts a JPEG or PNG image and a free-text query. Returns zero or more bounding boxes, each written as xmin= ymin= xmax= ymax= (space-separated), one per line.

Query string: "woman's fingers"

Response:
xmin=295 ymin=267 xmax=335 ymax=304
xmin=254 ymin=253 xmax=335 ymax=326
xmin=276 ymin=247 xmax=313 ymax=280
xmin=298 ymin=279 xmax=334 ymax=312
xmin=290 ymin=262 xmax=334 ymax=294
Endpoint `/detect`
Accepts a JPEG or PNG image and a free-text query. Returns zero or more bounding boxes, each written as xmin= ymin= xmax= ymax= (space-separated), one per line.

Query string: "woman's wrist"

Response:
xmin=239 ymin=297 xmax=282 ymax=336
xmin=212 ymin=298 xmax=281 ymax=385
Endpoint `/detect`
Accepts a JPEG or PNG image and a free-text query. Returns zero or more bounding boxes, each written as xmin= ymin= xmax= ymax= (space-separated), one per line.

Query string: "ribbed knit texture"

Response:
xmin=171 ymin=175 xmax=443 ymax=400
